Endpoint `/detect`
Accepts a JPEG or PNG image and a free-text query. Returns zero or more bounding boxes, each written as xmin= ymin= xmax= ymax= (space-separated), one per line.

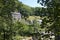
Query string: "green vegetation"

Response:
xmin=0 ymin=0 xmax=60 ymax=40
xmin=38 ymin=0 xmax=60 ymax=40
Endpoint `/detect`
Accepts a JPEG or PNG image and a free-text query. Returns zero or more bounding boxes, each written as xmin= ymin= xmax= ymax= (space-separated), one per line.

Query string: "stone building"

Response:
xmin=12 ymin=12 xmax=21 ymax=22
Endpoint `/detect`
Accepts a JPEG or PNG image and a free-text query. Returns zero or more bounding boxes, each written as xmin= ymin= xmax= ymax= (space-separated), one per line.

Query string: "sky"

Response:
xmin=19 ymin=0 xmax=43 ymax=7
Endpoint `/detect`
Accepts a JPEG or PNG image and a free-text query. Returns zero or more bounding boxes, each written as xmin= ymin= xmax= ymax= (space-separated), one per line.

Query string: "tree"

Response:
xmin=0 ymin=0 xmax=18 ymax=40
xmin=37 ymin=0 xmax=60 ymax=40
xmin=34 ymin=7 xmax=48 ymax=16
xmin=34 ymin=7 xmax=42 ymax=16
xmin=28 ymin=18 xmax=42 ymax=40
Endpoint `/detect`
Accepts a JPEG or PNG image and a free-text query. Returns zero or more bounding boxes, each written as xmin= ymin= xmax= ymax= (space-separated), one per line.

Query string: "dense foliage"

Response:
xmin=0 ymin=0 xmax=18 ymax=40
xmin=1 ymin=0 xmax=60 ymax=40
xmin=38 ymin=0 xmax=60 ymax=40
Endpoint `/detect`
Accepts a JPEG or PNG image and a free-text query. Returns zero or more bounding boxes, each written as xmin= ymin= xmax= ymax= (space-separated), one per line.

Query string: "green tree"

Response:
xmin=37 ymin=0 xmax=60 ymax=40
xmin=34 ymin=7 xmax=47 ymax=17
xmin=29 ymin=19 xmax=42 ymax=40
xmin=34 ymin=7 xmax=42 ymax=16
xmin=0 ymin=0 xmax=18 ymax=40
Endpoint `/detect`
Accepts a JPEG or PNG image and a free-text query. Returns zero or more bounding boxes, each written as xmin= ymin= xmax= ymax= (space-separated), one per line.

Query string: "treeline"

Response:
xmin=17 ymin=1 xmax=49 ymax=17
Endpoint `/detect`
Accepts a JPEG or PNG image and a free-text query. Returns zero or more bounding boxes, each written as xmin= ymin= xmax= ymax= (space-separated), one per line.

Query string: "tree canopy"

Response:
xmin=37 ymin=0 xmax=60 ymax=40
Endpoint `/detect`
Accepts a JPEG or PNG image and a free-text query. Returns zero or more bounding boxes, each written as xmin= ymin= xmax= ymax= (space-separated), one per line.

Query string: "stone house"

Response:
xmin=12 ymin=12 xmax=21 ymax=22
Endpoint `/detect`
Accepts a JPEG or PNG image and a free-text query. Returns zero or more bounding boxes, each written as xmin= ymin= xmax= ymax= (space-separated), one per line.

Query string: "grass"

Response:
xmin=27 ymin=16 xmax=41 ymax=20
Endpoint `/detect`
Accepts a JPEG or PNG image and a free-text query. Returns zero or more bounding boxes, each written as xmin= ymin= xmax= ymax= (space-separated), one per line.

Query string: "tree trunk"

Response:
xmin=3 ymin=31 xmax=5 ymax=40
